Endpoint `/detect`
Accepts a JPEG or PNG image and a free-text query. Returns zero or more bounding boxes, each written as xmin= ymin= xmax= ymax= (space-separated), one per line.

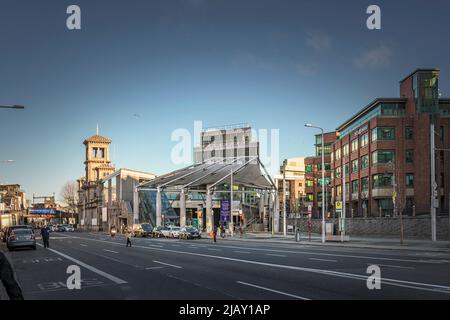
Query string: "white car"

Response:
xmin=62 ymin=224 xmax=75 ymax=232
xmin=169 ymin=226 xmax=181 ymax=238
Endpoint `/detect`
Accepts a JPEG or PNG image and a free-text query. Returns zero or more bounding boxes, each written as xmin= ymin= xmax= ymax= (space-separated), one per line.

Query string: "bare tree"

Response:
xmin=60 ymin=181 xmax=79 ymax=213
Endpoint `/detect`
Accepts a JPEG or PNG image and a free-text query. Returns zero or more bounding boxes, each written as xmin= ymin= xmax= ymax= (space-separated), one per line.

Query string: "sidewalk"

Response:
xmin=207 ymin=232 xmax=450 ymax=253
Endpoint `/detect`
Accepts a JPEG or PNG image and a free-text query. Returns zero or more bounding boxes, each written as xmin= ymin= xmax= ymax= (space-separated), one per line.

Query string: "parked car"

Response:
xmin=152 ymin=226 xmax=166 ymax=238
xmin=63 ymin=224 xmax=75 ymax=232
xmin=168 ymin=226 xmax=181 ymax=238
xmin=160 ymin=226 xmax=172 ymax=238
xmin=179 ymin=227 xmax=201 ymax=239
xmin=2 ymin=225 xmax=33 ymax=242
xmin=6 ymin=228 xmax=36 ymax=251
xmin=133 ymin=223 xmax=153 ymax=237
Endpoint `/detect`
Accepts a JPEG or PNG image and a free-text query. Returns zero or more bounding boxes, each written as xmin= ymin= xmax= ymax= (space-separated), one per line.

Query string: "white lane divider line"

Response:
xmin=309 ymin=258 xmax=338 ymax=263
xmin=148 ymin=244 xmax=163 ymax=248
xmin=367 ymin=263 xmax=415 ymax=270
xmin=145 ymin=266 xmax=164 ymax=270
xmin=207 ymin=248 xmax=221 ymax=251
xmin=237 ymin=281 xmax=310 ymax=300
xmin=234 ymin=251 xmax=250 ymax=254
xmin=67 ymin=234 xmax=450 ymax=294
xmin=266 ymin=253 xmax=287 ymax=258
xmin=153 ymin=260 xmax=182 ymax=269
xmin=103 ymin=249 xmax=118 ymax=254
xmin=36 ymin=243 xmax=127 ymax=284
xmin=80 ymin=244 xmax=87 ymax=247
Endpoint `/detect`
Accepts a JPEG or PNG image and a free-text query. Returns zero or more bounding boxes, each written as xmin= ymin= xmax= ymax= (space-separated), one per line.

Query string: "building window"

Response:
xmin=360 ymin=132 xmax=369 ymax=148
xmin=351 ymin=139 xmax=358 ymax=152
xmin=440 ymin=126 xmax=444 ymax=142
xmin=335 ymin=167 xmax=341 ymax=178
xmin=361 ymin=177 xmax=369 ymax=191
xmin=372 ymin=150 xmax=395 ymax=165
xmin=361 ymin=155 xmax=369 ymax=169
xmin=352 ymin=180 xmax=359 ymax=193
xmin=406 ymin=174 xmax=414 ymax=188
xmin=335 ymin=149 xmax=341 ymax=160
xmin=344 ymin=164 xmax=349 ymax=175
xmin=352 ymin=159 xmax=359 ymax=173
xmin=372 ymin=127 xmax=395 ymax=141
xmin=316 ymin=144 xmax=332 ymax=157
xmin=306 ymin=194 xmax=314 ymax=201
xmin=306 ymin=180 xmax=314 ymax=187
xmin=318 ymin=178 xmax=331 ymax=187
xmin=405 ymin=127 xmax=413 ymax=140
xmin=211 ymin=150 xmax=215 ymax=157
xmin=336 ymin=185 xmax=342 ymax=197
xmin=372 ymin=173 xmax=393 ymax=189
xmin=406 ymin=150 xmax=414 ymax=163
xmin=343 ymin=144 xmax=349 ymax=157
xmin=317 ymin=163 xmax=331 ymax=171
xmin=305 ymin=164 xmax=313 ymax=173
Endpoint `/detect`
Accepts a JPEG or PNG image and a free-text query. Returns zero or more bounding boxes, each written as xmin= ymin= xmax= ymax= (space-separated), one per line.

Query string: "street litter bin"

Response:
xmin=295 ymin=228 xmax=301 ymax=242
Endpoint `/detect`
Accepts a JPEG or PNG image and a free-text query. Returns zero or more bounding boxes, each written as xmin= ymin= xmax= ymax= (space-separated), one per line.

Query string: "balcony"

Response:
xmin=372 ymin=188 xmax=394 ymax=198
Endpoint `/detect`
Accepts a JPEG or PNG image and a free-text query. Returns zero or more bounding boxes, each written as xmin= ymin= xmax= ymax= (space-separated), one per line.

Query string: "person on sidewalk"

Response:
xmin=125 ymin=228 xmax=133 ymax=247
xmin=0 ymin=251 xmax=24 ymax=300
xmin=40 ymin=225 xmax=50 ymax=249
xmin=213 ymin=226 xmax=217 ymax=243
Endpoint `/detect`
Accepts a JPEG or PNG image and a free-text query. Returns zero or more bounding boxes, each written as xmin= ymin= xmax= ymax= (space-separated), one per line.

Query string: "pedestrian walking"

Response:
xmin=0 ymin=251 xmax=24 ymax=300
xmin=213 ymin=226 xmax=217 ymax=243
xmin=40 ymin=225 xmax=50 ymax=249
xmin=125 ymin=228 xmax=133 ymax=247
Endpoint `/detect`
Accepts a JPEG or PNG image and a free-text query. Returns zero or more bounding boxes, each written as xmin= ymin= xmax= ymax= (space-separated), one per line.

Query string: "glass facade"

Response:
xmin=371 ymin=127 xmax=395 ymax=141
xmin=373 ymin=173 xmax=393 ymax=188
xmin=361 ymin=155 xmax=369 ymax=169
xmin=413 ymin=71 xmax=439 ymax=114
xmin=372 ymin=150 xmax=395 ymax=165
xmin=316 ymin=144 xmax=332 ymax=157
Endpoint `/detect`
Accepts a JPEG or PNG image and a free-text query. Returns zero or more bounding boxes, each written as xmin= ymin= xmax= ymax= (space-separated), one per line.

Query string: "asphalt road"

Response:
xmin=2 ymin=231 xmax=450 ymax=300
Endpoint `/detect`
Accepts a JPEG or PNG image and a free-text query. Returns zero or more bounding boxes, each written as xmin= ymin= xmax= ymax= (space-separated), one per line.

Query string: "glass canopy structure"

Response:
xmin=136 ymin=156 xmax=278 ymax=233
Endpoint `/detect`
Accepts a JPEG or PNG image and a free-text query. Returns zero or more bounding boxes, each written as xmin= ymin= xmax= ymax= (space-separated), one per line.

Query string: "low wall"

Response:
xmin=285 ymin=215 xmax=450 ymax=240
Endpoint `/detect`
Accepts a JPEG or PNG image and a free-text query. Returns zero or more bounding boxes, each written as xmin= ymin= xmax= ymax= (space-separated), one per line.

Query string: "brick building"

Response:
xmin=331 ymin=69 xmax=450 ymax=217
xmin=304 ymin=132 xmax=338 ymax=218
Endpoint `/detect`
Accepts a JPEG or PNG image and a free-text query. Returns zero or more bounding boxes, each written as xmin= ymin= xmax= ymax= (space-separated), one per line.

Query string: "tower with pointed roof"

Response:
xmin=83 ymin=129 xmax=115 ymax=182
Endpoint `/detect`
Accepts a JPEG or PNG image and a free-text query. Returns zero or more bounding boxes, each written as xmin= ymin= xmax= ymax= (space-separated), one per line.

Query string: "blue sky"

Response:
xmin=1 ymin=0 xmax=450 ymax=200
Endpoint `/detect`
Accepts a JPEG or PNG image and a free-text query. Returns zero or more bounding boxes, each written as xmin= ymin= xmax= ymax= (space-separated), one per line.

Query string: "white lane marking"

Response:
xmin=234 ymin=251 xmax=250 ymax=254
xmin=148 ymin=244 xmax=163 ymax=248
xmin=309 ymin=258 xmax=338 ymax=263
xmin=266 ymin=253 xmax=287 ymax=258
xmin=66 ymin=235 xmax=450 ymax=294
xmin=145 ymin=266 xmax=164 ymax=270
xmin=237 ymin=281 xmax=310 ymax=300
xmin=207 ymin=248 xmax=221 ymax=251
xmin=36 ymin=243 xmax=127 ymax=284
xmin=153 ymin=260 xmax=182 ymax=269
xmin=174 ymin=243 xmax=449 ymax=265
xmin=367 ymin=263 xmax=415 ymax=270
xmin=80 ymin=244 xmax=87 ymax=247
xmin=103 ymin=249 xmax=118 ymax=254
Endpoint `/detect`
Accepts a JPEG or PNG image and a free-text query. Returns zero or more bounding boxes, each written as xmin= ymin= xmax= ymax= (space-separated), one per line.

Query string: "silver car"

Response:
xmin=6 ymin=228 xmax=36 ymax=251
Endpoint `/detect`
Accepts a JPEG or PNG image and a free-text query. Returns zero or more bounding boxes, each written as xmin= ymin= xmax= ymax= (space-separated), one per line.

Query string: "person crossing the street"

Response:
xmin=125 ymin=227 xmax=133 ymax=247
xmin=40 ymin=225 xmax=50 ymax=249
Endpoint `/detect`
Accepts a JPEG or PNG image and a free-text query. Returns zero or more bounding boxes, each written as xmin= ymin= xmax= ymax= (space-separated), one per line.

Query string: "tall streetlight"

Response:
xmin=387 ymin=160 xmax=403 ymax=244
xmin=305 ymin=123 xmax=325 ymax=243
xmin=282 ymin=159 xmax=287 ymax=237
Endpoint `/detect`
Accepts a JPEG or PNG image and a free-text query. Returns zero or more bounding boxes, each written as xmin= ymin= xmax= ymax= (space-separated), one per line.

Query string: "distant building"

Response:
xmin=304 ymin=132 xmax=339 ymax=218
xmin=78 ymin=130 xmax=115 ymax=231
xmin=100 ymin=168 xmax=155 ymax=232
xmin=194 ymin=123 xmax=259 ymax=164
xmin=0 ymin=184 xmax=27 ymax=227
xmin=275 ymin=157 xmax=306 ymax=215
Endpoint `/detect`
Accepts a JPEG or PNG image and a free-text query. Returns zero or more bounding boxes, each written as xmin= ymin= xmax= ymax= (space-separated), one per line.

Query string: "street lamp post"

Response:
xmin=282 ymin=159 xmax=287 ymax=237
xmin=305 ymin=123 xmax=325 ymax=243
xmin=387 ymin=160 xmax=403 ymax=244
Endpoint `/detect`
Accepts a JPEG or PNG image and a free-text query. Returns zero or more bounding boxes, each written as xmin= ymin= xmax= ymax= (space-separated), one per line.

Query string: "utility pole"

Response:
xmin=341 ymin=164 xmax=346 ymax=242
xmin=230 ymin=168 xmax=234 ymax=237
xmin=282 ymin=159 xmax=287 ymax=237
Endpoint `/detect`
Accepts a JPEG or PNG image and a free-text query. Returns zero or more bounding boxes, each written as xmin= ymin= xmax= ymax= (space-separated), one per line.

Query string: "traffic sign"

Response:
xmin=335 ymin=201 xmax=342 ymax=210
